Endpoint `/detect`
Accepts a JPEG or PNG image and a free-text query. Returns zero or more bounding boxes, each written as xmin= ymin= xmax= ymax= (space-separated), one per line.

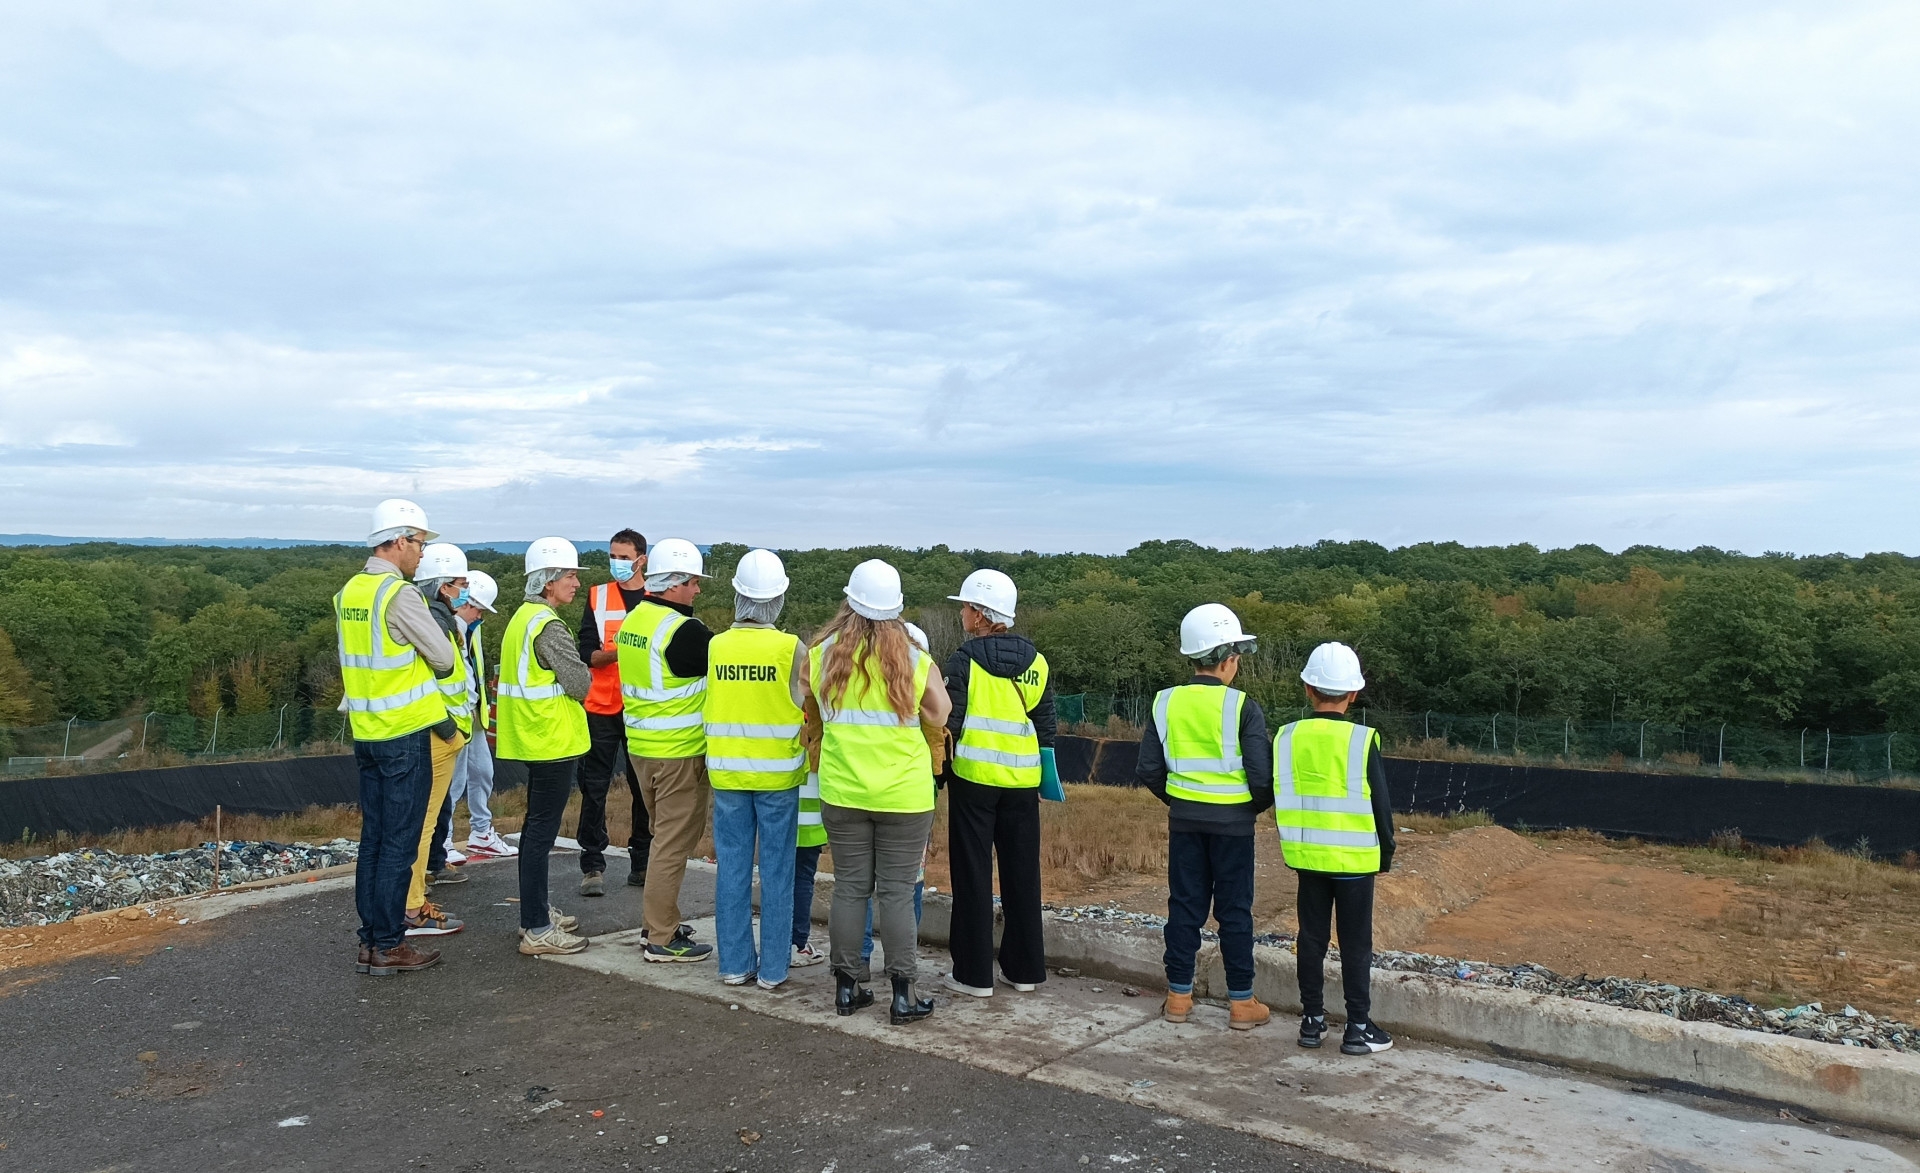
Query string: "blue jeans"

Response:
xmin=354 ymin=730 xmax=433 ymax=950
xmin=861 ymin=881 xmax=923 ymax=967
xmin=1164 ymin=830 xmax=1255 ymax=998
xmin=712 ymin=787 xmax=799 ymax=985
xmin=793 ymin=845 xmax=823 ymax=948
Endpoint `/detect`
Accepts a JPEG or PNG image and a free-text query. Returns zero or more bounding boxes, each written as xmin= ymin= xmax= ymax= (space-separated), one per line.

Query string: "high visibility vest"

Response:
xmin=1273 ymin=718 xmax=1382 ymax=874
xmin=617 ymin=599 xmax=707 ymax=759
xmin=495 ymin=602 xmax=590 ymax=761
xmin=1152 ymin=684 xmax=1250 ymax=804
xmin=468 ymin=620 xmax=491 ymax=735
xmin=952 ymin=653 xmax=1048 ymax=788
xmin=584 ymin=582 xmax=631 ymax=716
xmin=704 ymin=626 xmax=806 ymax=792
xmin=797 ymin=770 xmax=826 ymax=848
xmin=333 ymin=572 xmax=446 ymax=742
xmin=438 ymin=626 xmax=477 ymax=737
xmin=809 ymin=636 xmax=935 ymax=814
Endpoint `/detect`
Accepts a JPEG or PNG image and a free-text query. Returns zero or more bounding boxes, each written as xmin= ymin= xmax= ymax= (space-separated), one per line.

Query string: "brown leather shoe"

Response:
xmin=1163 ymin=991 xmax=1193 ymax=1023
xmin=1229 ymin=996 xmax=1272 ymax=1031
xmin=366 ymin=942 xmax=441 ymax=976
xmin=356 ymin=944 xmax=372 ymax=974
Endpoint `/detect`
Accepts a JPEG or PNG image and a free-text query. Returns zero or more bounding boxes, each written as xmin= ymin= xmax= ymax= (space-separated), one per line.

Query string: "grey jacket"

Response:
xmin=532 ymin=612 xmax=592 ymax=703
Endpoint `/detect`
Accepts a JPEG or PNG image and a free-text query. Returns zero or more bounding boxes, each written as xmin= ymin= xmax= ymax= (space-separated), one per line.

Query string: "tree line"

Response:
xmin=3 ymin=537 xmax=1919 ymax=740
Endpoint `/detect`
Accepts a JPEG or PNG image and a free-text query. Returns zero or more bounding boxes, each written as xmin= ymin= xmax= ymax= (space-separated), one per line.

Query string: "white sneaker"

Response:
xmin=722 ymin=972 xmax=755 ymax=987
xmin=790 ymin=942 xmax=827 ymax=968
xmin=999 ymin=972 xmax=1038 ymax=993
xmin=519 ymin=924 xmax=588 ymax=955
xmin=943 ymin=972 xmax=993 ymax=998
xmin=548 ymin=906 xmax=578 ymax=932
xmin=445 ymin=847 xmax=467 ymax=866
xmin=756 ymin=975 xmax=787 ymax=991
xmin=466 ymin=830 xmax=518 ymax=858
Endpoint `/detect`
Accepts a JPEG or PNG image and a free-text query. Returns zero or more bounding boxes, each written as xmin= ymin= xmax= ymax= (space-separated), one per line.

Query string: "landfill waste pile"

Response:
xmin=0 ymin=840 xmax=358 ymax=928
xmin=1045 ymin=902 xmax=1917 ymax=1054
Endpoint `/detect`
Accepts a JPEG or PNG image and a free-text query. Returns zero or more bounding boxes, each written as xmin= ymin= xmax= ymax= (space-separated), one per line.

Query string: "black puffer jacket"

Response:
xmin=942 ymin=634 xmax=1057 ymax=779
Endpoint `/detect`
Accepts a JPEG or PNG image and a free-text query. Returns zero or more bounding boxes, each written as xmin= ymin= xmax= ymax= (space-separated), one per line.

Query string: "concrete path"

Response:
xmin=552 ymin=913 xmax=1920 ymax=1173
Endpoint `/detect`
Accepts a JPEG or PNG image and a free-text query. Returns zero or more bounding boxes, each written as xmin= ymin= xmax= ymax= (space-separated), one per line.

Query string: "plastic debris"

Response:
xmin=0 ymin=839 xmax=358 ymax=928
xmin=277 ymin=1116 xmax=309 ymax=1127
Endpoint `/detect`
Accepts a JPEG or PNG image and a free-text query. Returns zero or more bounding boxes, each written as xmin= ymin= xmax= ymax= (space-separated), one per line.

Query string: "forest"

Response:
xmin=4 ymin=538 xmax=1920 ymax=759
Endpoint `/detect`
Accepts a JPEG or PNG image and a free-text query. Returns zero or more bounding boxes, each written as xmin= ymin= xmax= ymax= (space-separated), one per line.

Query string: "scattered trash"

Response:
xmin=531 ymin=1099 xmax=565 ymax=1114
xmin=729 ymin=1004 xmax=740 ymax=1011
xmin=655 ymin=1136 xmax=669 ymax=1145
xmin=524 ymin=1086 xmax=553 ymax=1102
xmin=1778 ymin=1108 xmax=1797 ymax=1119
xmin=1130 ymin=1080 xmax=1156 ymax=1089
xmin=1054 ymin=967 xmax=1081 ymax=978
xmin=591 ymin=1110 xmax=604 ymax=1118
xmin=1121 ymin=986 xmax=1141 ymax=997
xmin=1090 ymin=987 xmax=1103 ymax=993
xmin=92 ymin=975 xmax=121 ymax=983
xmin=171 ymin=1021 xmax=201 ymax=1031
xmin=739 ymin=1128 xmax=761 ymax=1145
xmin=136 ymin=1051 xmax=158 ymax=1063
xmin=277 ymin=1116 xmax=309 ymax=1128
xmin=0 ymin=840 xmax=359 ymax=928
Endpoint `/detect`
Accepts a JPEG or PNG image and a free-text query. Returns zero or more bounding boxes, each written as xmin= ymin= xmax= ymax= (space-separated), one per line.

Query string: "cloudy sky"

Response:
xmin=2 ymin=2 xmax=1917 ymax=554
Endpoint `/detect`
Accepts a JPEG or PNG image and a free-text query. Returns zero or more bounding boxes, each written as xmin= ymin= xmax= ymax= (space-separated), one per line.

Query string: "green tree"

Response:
xmin=1664 ymin=568 xmax=1814 ymax=725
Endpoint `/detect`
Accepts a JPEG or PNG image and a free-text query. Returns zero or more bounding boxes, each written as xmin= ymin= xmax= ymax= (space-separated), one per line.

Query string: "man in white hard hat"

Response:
xmin=615 ymin=537 xmax=716 ymax=962
xmin=574 ymin=528 xmax=653 ymax=896
xmin=497 ymin=537 xmax=594 ymax=956
xmin=1137 ymin=603 xmax=1274 ymax=1030
xmin=453 ymin=569 xmax=516 ymax=860
xmin=705 ymin=548 xmax=808 ymax=989
xmin=336 ymin=499 xmax=458 ymax=976
xmin=938 ymin=569 xmax=1054 ymax=998
xmin=1280 ymin=642 xmax=1396 ymax=1056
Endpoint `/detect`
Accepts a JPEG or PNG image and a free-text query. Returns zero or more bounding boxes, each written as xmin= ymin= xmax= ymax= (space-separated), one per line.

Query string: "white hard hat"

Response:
xmin=648 ymin=538 xmax=707 ymax=579
xmin=1179 ymin=603 xmax=1251 ymax=657
xmin=524 ymin=536 xmax=582 ymax=574
xmin=730 ymin=548 xmax=788 ymax=599
xmin=466 ymin=569 xmax=499 ymax=613
xmin=844 ymin=558 xmax=904 ymax=620
xmin=947 ymin=568 xmax=1017 ymax=620
xmin=1301 ymin=642 xmax=1365 ymax=693
xmin=903 ymin=621 xmax=930 ymax=652
xmin=368 ymin=498 xmax=438 ymax=547
xmin=413 ymin=542 xmax=469 ymax=582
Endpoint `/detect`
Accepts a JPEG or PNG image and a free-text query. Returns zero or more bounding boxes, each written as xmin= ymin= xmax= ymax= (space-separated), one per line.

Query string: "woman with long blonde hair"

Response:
xmin=804 ymin=559 xmax=951 ymax=1024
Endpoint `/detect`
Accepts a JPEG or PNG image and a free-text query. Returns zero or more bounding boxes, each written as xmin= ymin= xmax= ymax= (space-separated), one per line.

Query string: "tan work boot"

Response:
xmin=1229 ymin=996 xmax=1272 ymax=1031
xmin=1163 ymin=991 xmax=1193 ymax=1023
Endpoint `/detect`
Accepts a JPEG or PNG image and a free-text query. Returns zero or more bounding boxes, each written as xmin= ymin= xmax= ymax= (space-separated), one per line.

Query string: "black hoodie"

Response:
xmin=942 ymin=634 xmax=1057 ymax=774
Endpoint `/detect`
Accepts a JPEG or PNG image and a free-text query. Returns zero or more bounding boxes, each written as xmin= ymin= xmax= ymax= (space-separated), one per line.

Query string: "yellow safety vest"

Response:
xmin=952 ymin=653 xmax=1048 ymax=788
xmin=797 ymin=770 xmax=826 ymax=848
xmin=333 ymin=572 xmax=446 ymax=742
xmin=437 ymin=626 xmax=476 ymax=737
xmin=469 ymin=620 xmax=491 ymax=735
xmin=495 ymin=602 xmax=590 ymax=761
xmin=1153 ymin=684 xmax=1250 ymax=804
xmin=809 ymin=636 xmax=935 ymax=814
xmin=704 ymin=626 xmax=806 ymax=792
xmin=1273 ymin=718 xmax=1381 ymax=873
xmin=617 ymin=599 xmax=707 ymax=759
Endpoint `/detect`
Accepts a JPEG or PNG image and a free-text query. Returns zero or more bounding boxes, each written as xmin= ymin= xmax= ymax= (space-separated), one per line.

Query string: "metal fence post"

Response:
xmin=1718 ymin=723 xmax=1726 ymax=767
xmin=1889 ymin=733 xmax=1896 ymax=782
xmin=1824 ymin=729 xmax=1831 ymax=778
xmin=1639 ymin=720 xmax=1647 ymax=760
xmin=272 ymin=704 xmax=288 ymax=749
xmin=1491 ymin=712 xmax=1498 ymax=751
xmin=62 ymin=715 xmax=76 ymax=757
xmin=206 ymin=710 xmax=220 ymax=754
xmin=1564 ymin=718 xmax=1570 ymax=756
xmin=140 ymin=712 xmax=155 ymax=753
xmin=1799 ymin=728 xmax=1805 ymax=770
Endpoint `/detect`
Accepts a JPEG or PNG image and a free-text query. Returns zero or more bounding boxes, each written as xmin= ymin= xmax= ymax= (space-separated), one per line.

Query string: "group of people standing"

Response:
xmin=337 ymin=498 xmax=1397 ymax=1053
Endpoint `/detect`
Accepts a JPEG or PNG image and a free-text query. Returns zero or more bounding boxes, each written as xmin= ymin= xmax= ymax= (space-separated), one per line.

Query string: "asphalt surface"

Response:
xmin=0 ymin=853 xmax=1377 ymax=1173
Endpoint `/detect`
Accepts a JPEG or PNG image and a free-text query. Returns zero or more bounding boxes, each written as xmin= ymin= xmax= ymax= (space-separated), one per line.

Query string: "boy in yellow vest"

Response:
xmin=1137 ymin=604 xmax=1272 ymax=1029
xmin=1276 ymin=643 xmax=1396 ymax=1055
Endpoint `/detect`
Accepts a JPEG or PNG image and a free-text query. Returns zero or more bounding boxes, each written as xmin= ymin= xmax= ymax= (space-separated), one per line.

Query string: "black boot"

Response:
xmin=890 ymin=975 xmax=934 ymax=1025
xmin=835 ymin=970 xmax=873 ymax=1017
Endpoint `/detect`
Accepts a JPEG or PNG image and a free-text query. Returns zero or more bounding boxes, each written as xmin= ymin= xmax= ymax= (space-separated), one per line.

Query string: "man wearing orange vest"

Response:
xmin=573 ymin=528 xmax=654 ymax=896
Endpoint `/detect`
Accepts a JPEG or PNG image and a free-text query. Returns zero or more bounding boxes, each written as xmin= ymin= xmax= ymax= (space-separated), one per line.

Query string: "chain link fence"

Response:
xmin=1052 ymin=694 xmax=1919 ymax=785
xmin=2 ymin=708 xmax=351 ymax=777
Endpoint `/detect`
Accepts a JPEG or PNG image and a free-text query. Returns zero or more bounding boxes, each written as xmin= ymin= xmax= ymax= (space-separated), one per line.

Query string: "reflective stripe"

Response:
xmin=1167 ymin=777 xmax=1252 ymax=796
xmin=1152 ymin=689 xmax=1244 ymax=772
xmin=1274 ymin=722 xmax=1374 ymax=814
xmin=624 ymin=711 xmax=705 ymax=731
xmin=498 ymin=681 xmax=565 ymax=700
xmin=341 ymin=680 xmax=438 ymax=713
xmin=1278 ymin=825 xmax=1380 ymax=848
xmin=954 ymin=744 xmax=1042 ymax=769
xmin=825 ymin=707 xmax=915 ymax=727
xmin=800 ymin=772 xmax=821 ymax=799
xmin=339 ymin=651 xmax=418 ymax=669
xmin=797 ymin=810 xmax=823 ymax=826
xmin=962 ymin=714 xmax=1033 ymax=737
xmin=623 ymin=679 xmax=707 ymax=702
xmin=704 ymin=722 xmax=802 ymax=739
xmin=706 ymin=753 xmax=808 ymax=772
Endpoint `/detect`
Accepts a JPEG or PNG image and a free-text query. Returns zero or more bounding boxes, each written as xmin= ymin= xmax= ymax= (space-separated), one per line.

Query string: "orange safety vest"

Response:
xmin=585 ymin=581 xmax=632 ymax=715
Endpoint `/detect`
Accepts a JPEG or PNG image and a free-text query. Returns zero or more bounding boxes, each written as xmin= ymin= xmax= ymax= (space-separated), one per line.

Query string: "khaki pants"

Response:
xmin=637 ymin=755 xmax=712 ymax=942
xmin=408 ymin=729 xmax=467 ymax=911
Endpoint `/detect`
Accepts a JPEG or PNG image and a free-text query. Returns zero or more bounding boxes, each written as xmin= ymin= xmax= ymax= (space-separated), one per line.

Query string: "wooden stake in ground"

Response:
xmin=211 ymin=804 xmax=221 ymax=892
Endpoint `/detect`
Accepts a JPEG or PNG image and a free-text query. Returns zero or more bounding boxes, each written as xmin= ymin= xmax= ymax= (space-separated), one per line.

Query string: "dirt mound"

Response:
xmin=1371 ymin=825 xmax=1543 ymax=948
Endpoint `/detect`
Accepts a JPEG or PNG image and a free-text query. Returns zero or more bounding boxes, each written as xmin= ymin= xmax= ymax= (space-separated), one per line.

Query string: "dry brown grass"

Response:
xmin=1 ymin=804 xmax=365 ymax=860
xmin=1037 ymin=783 xmax=1169 ymax=879
xmin=1396 ymin=809 xmax=1495 ymax=835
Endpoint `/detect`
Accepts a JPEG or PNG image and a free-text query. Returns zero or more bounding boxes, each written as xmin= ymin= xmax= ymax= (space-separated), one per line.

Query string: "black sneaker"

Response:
xmin=1298 ymin=1014 xmax=1328 ymax=1049
xmin=1341 ymin=1020 xmax=1393 ymax=1055
xmin=643 ymin=938 xmax=713 ymax=963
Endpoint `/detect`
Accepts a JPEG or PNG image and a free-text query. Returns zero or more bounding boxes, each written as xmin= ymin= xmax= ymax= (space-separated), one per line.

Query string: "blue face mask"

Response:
xmin=451 ymin=588 xmax=472 ymax=609
xmin=609 ymin=558 xmax=636 ymax=583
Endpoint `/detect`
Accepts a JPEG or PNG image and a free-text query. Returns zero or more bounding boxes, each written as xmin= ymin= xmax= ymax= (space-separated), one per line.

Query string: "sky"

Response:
xmin=2 ymin=1 xmax=1918 ymax=555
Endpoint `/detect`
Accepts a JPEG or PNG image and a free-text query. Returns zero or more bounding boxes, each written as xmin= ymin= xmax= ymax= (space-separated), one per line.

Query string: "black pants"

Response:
xmin=1164 ymin=829 xmax=1254 ymax=994
xmin=427 ymin=790 xmax=454 ymax=873
xmin=515 ymin=757 xmax=577 ymax=932
xmin=1296 ymin=871 xmax=1375 ymax=1022
xmin=577 ymin=711 xmax=650 ymax=875
xmin=946 ymin=777 xmax=1046 ymax=988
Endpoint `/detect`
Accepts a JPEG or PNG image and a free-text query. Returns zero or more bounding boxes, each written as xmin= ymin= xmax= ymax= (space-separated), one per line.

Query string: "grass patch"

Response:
xmin=1398 ymin=809 xmax=1495 ymax=834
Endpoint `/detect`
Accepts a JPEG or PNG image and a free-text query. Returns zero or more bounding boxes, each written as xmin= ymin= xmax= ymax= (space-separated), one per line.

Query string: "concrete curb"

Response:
xmin=797 ymin=876 xmax=1920 ymax=1135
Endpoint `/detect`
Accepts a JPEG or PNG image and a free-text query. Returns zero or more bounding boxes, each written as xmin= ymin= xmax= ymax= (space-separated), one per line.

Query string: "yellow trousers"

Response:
xmin=408 ymin=730 xmax=468 ymax=911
